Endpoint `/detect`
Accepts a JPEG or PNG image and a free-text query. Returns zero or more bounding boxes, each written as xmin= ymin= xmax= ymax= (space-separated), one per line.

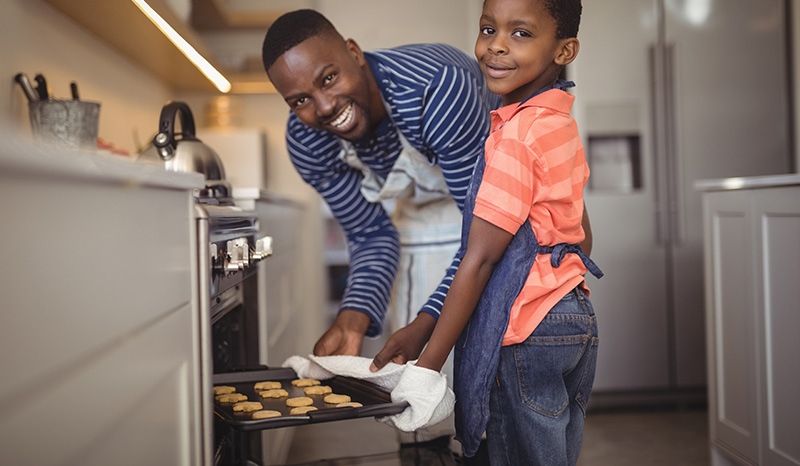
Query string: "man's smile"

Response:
xmin=328 ymin=102 xmax=355 ymax=131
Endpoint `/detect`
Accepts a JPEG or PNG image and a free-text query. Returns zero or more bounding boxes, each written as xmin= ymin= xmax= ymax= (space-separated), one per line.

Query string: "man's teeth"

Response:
xmin=331 ymin=104 xmax=353 ymax=128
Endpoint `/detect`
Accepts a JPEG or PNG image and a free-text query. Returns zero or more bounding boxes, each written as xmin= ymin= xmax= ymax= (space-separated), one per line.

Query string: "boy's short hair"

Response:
xmin=544 ymin=0 xmax=582 ymax=39
xmin=262 ymin=9 xmax=339 ymax=73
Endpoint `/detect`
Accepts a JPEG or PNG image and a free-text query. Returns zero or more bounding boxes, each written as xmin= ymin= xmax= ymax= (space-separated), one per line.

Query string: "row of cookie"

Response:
xmin=234 ymin=394 xmax=364 ymax=419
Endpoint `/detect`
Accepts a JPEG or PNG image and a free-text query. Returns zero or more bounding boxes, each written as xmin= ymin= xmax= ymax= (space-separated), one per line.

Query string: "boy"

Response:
xmin=382 ymin=0 xmax=603 ymax=464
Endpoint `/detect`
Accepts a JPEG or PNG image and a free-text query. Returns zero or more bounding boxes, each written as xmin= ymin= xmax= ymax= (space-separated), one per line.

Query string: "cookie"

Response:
xmin=286 ymin=396 xmax=314 ymax=407
xmin=304 ymin=385 xmax=332 ymax=396
xmin=323 ymin=394 xmax=351 ymax=404
xmin=336 ymin=402 xmax=363 ymax=408
xmin=291 ymin=378 xmax=321 ymax=387
xmin=252 ymin=410 xmax=282 ymax=419
xmin=213 ymin=386 xmax=236 ymax=396
xmin=259 ymin=389 xmax=289 ymax=398
xmin=232 ymin=401 xmax=263 ymax=412
xmin=254 ymin=381 xmax=282 ymax=391
xmin=289 ymin=406 xmax=319 ymax=415
xmin=216 ymin=393 xmax=247 ymax=403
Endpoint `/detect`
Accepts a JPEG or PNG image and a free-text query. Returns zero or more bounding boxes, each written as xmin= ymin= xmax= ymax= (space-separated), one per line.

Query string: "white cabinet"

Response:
xmin=0 ymin=141 xmax=205 ymax=465
xmin=700 ymin=175 xmax=800 ymax=466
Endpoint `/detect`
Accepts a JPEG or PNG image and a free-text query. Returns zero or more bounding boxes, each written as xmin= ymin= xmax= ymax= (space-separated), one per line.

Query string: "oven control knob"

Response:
xmin=252 ymin=236 xmax=273 ymax=261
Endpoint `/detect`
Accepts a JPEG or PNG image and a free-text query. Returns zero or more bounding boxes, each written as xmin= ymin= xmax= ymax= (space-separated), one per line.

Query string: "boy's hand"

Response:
xmin=370 ymin=313 xmax=436 ymax=372
xmin=379 ymin=362 xmax=455 ymax=432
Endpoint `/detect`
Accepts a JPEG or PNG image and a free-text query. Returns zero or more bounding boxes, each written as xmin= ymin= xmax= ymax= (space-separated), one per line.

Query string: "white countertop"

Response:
xmin=694 ymin=173 xmax=800 ymax=192
xmin=0 ymin=130 xmax=204 ymax=190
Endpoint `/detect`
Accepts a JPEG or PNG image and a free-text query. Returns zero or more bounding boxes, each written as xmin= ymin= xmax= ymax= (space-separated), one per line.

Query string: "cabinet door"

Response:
xmin=0 ymin=173 xmax=200 ymax=466
xmin=754 ymin=188 xmax=800 ymax=466
xmin=704 ymin=191 xmax=759 ymax=464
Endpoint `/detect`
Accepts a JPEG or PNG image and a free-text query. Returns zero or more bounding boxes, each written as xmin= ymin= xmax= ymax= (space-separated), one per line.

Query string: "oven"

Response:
xmin=195 ymin=203 xmax=272 ymax=465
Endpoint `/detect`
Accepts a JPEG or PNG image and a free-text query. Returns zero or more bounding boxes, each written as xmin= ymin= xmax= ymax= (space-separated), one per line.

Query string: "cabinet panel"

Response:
xmin=0 ymin=304 xmax=197 ymax=466
xmin=0 ymin=176 xmax=194 ymax=403
xmin=757 ymin=192 xmax=800 ymax=466
xmin=706 ymin=192 xmax=759 ymax=463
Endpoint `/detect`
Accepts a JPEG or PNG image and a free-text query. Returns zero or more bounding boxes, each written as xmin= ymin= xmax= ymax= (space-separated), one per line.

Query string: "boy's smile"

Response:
xmin=475 ymin=0 xmax=578 ymax=106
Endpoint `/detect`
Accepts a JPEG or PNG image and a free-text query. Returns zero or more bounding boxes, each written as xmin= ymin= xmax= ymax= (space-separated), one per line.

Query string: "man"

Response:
xmin=262 ymin=10 xmax=592 ymax=442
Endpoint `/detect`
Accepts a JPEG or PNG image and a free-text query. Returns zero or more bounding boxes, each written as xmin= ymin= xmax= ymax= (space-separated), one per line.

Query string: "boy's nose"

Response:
xmin=489 ymin=39 xmax=507 ymax=55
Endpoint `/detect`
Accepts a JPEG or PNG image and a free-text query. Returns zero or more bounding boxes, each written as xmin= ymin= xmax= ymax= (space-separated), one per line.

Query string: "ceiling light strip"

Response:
xmin=130 ymin=0 xmax=231 ymax=93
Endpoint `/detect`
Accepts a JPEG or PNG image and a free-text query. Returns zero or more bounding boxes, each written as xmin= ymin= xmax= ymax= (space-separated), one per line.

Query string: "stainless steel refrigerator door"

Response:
xmin=573 ymin=0 xmax=792 ymax=392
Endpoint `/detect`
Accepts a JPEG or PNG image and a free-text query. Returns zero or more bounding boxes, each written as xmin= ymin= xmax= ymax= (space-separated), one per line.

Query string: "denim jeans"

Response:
xmin=486 ymin=287 xmax=599 ymax=466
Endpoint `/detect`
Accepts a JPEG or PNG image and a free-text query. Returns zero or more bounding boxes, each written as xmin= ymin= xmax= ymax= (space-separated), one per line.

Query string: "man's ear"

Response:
xmin=555 ymin=38 xmax=580 ymax=66
xmin=346 ymin=38 xmax=367 ymax=66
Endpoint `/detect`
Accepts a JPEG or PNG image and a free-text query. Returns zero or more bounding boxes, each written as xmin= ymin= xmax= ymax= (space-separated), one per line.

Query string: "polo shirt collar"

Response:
xmin=491 ymin=80 xmax=576 ymax=128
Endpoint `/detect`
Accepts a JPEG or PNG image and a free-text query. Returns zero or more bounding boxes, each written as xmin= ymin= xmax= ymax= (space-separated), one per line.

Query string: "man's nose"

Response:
xmin=315 ymin=91 xmax=336 ymax=117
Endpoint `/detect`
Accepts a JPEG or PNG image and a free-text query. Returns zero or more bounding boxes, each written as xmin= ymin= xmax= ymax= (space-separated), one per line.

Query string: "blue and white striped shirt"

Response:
xmin=286 ymin=43 xmax=501 ymax=337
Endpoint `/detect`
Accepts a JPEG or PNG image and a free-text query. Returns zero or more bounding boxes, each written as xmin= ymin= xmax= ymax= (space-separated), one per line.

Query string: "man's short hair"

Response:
xmin=262 ymin=9 xmax=339 ymax=73
xmin=544 ymin=0 xmax=582 ymax=39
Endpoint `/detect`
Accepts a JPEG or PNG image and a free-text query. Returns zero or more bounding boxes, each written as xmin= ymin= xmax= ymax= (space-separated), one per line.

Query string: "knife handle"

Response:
xmin=34 ymin=74 xmax=49 ymax=100
xmin=14 ymin=73 xmax=38 ymax=102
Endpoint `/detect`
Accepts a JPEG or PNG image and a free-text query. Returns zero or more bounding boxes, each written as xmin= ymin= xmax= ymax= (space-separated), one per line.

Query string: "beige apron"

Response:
xmin=340 ymin=125 xmax=460 ymax=442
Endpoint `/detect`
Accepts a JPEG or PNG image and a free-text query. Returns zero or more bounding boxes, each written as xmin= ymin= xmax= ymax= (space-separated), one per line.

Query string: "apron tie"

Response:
xmin=538 ymin=243 xmax=604 ymax=279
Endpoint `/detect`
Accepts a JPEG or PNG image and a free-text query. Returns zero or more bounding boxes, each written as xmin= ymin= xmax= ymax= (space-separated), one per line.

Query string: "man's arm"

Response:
xmin=287 ymin=118 xmax=400 ymax=354
xmin=371 ymin=65 xmax=498 ymax=369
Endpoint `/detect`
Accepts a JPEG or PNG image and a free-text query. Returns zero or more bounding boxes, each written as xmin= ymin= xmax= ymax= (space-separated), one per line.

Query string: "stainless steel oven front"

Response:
xmin=195 ymin=204 xmax=272 ymax=465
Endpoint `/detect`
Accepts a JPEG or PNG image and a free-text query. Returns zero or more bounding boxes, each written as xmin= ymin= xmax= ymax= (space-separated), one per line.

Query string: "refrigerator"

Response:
xmin=571 ymin=0 xmax=793 ymax=396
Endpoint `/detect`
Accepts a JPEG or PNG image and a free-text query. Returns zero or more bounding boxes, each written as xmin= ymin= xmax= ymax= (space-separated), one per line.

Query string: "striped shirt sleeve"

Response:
xmin=415 ymin=64 xmax=496 ymax=319
xmin=286 ymin=114 xmax=399 ymax=337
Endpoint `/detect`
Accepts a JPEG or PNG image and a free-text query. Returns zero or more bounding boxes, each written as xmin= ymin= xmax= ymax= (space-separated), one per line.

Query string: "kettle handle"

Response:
xmin=152 ymin=101 xmax=198 ymax=160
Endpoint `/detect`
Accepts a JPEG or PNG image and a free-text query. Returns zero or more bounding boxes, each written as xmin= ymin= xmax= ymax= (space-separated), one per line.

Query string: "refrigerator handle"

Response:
xmin=664 ymin=43 xmax=685 ymax=245
xmin=649 ymin=43 xmax=669 ymax=246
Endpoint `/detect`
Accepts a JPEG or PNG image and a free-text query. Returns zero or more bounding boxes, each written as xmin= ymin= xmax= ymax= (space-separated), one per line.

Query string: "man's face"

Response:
xmin=268 ymin=34 xmax=377 ymax=141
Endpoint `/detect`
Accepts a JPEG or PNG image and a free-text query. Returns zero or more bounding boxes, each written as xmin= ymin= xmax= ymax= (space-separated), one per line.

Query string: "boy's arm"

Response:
xmin=416 ymin=216 xmax=513 ymax=372
xmin=581 ymin=205 xmax=593 ymax=257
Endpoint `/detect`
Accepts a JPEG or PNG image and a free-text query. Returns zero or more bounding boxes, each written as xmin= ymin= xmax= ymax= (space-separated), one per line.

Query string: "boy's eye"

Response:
xmin=480 ymin=26 xmax=495 ymax=35
xmin=512 ymin=30 xmax=531 ymax=38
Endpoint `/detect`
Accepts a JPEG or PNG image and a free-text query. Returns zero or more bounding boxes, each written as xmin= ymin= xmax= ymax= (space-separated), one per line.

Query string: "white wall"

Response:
xmin=0 ymin=0 xmax=173 ymax=154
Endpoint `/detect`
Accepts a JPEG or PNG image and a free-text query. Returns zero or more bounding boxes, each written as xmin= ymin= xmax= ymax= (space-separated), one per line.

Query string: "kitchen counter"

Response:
xmin=0 ymin=130 xmax=204 ymax=189
xmin=699 ymin=175 xmax=800 ymax=466
xmin=694 ymin=173 xmax=800 ymax=192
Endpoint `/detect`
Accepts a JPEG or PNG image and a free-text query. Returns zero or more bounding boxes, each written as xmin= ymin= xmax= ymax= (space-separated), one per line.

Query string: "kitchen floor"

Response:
xmin=282 ymin=406 xmax=710 ymax=465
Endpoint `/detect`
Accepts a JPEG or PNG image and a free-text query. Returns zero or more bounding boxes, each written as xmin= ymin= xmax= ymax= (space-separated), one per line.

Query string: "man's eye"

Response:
xmin=293 ymin=97 xmax=307 ymax=107
xmin=480 ymin=26 xmax=494 ymax=35
xmin=324 ymin=74 xmax=335 ymax=84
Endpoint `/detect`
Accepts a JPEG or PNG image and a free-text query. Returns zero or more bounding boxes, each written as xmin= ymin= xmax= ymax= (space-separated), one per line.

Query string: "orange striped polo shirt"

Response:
xmin=473 ymin=89 xmax=590 ymax=346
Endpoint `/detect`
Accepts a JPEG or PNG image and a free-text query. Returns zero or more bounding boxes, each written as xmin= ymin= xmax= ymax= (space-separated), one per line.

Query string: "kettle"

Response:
xmin=137 ymin=101 xmax=232 ymax=203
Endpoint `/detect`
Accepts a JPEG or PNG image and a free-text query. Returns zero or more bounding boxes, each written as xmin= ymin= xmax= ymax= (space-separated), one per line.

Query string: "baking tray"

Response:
xmin=212 ymin=368 xmax=408 ymax=431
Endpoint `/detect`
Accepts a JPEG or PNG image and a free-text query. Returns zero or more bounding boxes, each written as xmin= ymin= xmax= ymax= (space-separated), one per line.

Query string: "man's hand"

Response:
xmin=370 ymin=313 xmax=436 ymax=372
xmin=313 ymin=310 xmax=371 ymax=356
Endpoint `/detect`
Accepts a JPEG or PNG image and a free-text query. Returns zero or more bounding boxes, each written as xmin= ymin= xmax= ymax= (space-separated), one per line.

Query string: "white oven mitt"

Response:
xmin=281 ymin=354 xmax=405 ymax=390
xmin=380 ymin=362 xmax=455 ymax=432
xmin=281 ymin=356 xmax=454 ymax=432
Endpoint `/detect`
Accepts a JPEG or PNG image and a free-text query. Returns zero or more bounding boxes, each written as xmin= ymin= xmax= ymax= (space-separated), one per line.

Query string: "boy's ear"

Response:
xmin=555 ymin=38 xmax=580 ymax=66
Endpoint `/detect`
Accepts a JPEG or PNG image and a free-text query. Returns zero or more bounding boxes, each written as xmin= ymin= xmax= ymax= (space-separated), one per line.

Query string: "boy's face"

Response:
xmin=268 ymin=33 xmax=379 ymax=141
xmin=475 ymin=0 xmax=577 ymax=105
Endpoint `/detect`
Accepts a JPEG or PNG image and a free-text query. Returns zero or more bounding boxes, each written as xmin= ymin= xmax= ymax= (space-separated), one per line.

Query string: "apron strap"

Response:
xmin=538 ymin=243 xmax=604 ymax=279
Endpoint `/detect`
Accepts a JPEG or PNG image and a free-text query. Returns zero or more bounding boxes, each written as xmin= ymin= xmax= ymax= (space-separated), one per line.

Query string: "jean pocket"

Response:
xmin=513 ymin=333 xmax=592 ymax=418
